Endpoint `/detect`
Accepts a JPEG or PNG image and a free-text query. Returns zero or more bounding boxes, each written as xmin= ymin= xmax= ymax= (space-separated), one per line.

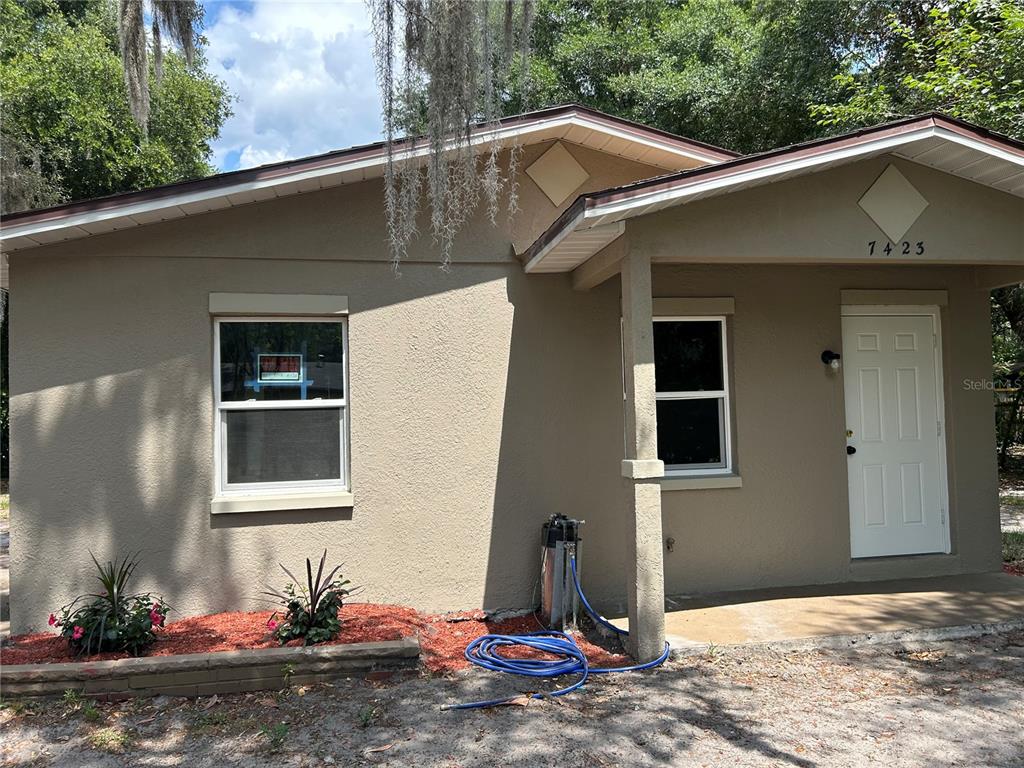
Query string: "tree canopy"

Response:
xmin=813 ymin=0 xmax=1024 ymax=140
xmin=0 ymin=0 xmax=231 ymax=213
xmin=518 ymin=0 xmax=1023 ymax=153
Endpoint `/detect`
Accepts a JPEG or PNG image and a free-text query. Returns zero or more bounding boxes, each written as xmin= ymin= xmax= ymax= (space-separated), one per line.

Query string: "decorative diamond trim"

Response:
xmin=858 ymin=165 xmax=929 ymax=243
xmin=525 ymin=142 xmax=590 ymax=206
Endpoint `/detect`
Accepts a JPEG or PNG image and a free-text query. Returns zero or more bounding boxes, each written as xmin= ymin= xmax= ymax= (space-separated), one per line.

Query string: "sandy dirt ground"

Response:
xmin=3 ymin=630 xmax=1023 ymax=768
xmin=1001 ymin=498 xmax=1024 ymax=533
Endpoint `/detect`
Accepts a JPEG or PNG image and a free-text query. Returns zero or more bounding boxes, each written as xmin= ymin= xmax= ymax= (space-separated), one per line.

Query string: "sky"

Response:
xmin=202 ymin=1 xmax=383 ymax=172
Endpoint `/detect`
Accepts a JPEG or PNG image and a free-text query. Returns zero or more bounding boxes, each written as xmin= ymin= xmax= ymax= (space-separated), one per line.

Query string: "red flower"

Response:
xmin=71 ymin=625 xmax=84 ymax=640
xmin=267 ymin=618 xmax=278 ymax=631
xmin=48 ymin=613 xmax=57 ymax=627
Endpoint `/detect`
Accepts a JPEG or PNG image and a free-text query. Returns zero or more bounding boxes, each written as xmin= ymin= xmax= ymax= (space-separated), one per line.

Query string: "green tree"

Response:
xmin=514 ymin=0 xmax=921 ymax=153
xmin=0 ymin=0 xmax=231 ymax=211
xmin=812 ymin=0 xmax=1024 ymax=140
xmin=994 ymin=286 xmax=1024 ymax=465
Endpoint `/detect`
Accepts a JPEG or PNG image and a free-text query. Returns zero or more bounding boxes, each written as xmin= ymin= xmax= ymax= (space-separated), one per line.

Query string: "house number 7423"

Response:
xmin=868 ymin=240 xmax=925 ymax=256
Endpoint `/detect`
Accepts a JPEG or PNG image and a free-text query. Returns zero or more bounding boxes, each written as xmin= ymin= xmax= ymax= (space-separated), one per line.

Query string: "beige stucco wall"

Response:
xmin=6 ymin=142 xmax=655 ymax=632
xmin=650 ymin=263 xmax=1003 ymax=597
xmin=7 ymin=151 xmax=1021 ymax=632
xmin=633 ymin=156 xmax=1023 ymax=266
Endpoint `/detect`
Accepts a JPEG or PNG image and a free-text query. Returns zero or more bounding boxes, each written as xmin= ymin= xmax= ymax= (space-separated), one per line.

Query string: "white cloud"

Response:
xmin=238 ymin=144 xmax=289 ymax=168
xmin=204 ymin=1 xmax=383 ymax=171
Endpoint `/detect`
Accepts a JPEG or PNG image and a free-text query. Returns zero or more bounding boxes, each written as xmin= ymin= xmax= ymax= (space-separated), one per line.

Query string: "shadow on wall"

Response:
xmin=10 ymin=246 xmax=637 ymax=631
xmin=9 ymin=254 xmax=521 ymax=631
xmin=12 ymin=246 xmax=630 ymax=630
xmin=483 ymin=267 xmax=628 ymax=615
xmin=11 ymin=360 xmax=250 ymax=628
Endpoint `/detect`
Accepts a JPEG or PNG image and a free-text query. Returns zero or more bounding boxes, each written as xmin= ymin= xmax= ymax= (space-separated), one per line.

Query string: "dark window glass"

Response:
xmin=656 ymin=398 xmax=723 ymax=467
xmin=219 ymin=322 xmax=345 ymax=402
xmin=653 ymin=320 xmax=723 ymax=392
xmin=226 ymin=408 xmax=341 ymax=484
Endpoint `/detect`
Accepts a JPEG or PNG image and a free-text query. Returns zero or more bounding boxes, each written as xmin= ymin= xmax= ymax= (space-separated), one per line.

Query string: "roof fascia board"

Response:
xmin=567 ymin=113 xmax=732 ymax=164
xmin=2 ymin=114 xmax=579 ymax=241
xmin=1 ymin=111 xmax=727 ymax=244
xmin=931 ymin=125 xmax=1024 ymax=167
xmin=526 ymin=118 xmax=1024 ymax=272
xmin=522 ymin=205 xmax=588 ymax=272
xmin=584 ymin=125 xmax=943 ymax=221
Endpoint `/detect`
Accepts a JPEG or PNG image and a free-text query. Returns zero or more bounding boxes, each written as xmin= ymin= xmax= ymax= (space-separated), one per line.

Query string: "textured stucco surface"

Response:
xmin=649 ymin=262 xmax=1007 ymax=599
xmin=6 ymin=143 xmax=651 ymax=633
xmin=7 ymin=151 xmax=1021 ymax=632
xmin=631 ymin=156 xmax=1022 ymax=266
xmin=619 ymin=247 xmax=666 ymax=662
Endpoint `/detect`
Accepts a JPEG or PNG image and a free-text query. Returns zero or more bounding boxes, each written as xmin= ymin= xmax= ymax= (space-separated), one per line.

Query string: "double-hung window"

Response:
xmin=653 ymin=317 xmax=732 ymax=475
xmin=214 ymin=318 xmax=349 ymax=494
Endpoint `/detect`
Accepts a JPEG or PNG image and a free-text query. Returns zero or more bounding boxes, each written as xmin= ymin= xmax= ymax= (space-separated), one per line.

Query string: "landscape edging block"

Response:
xmin=0 ymin=635 xmax=420 ymax=698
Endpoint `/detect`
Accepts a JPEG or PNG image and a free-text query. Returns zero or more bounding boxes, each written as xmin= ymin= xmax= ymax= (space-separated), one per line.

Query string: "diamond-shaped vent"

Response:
xmin=858 ymin=165 xmax=928 ymax=243
xmin=525 ymin=142 xmax=590 ymax=206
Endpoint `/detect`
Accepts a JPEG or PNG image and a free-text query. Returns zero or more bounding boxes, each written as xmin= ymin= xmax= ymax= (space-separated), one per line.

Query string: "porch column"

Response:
xmin=619 ymin=244 xmax=667 ymax=663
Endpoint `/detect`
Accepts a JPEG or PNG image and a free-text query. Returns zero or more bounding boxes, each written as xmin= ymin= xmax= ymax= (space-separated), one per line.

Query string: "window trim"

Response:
xmin=653 ymin=315 xmax=733 ymax=477
xmin=213 ymin=316 xmax=350 ymax=497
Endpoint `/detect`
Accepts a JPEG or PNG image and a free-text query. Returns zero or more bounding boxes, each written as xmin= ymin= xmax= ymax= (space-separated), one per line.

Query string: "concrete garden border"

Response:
xmin=0 ymin=636 xmax=419 ymax=699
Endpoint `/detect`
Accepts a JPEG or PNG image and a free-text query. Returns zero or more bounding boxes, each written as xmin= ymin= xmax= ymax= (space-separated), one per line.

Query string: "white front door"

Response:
xmin=842 ymin=311 xmax=948 ymax=558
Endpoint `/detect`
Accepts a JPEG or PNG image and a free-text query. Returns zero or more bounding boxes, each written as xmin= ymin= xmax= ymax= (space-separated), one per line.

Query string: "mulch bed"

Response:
xmin=1004 ymin=563 xmax=1024 ymax=577
xmin=1 ymin=605 xmax=630 ymax=674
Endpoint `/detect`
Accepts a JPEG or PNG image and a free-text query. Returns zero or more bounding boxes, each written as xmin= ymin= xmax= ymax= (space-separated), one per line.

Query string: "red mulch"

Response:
xmin=1 ymin=604 xmax=630 ymax=674
xmin=1004 ymin=563 xmax=1024 ymax=577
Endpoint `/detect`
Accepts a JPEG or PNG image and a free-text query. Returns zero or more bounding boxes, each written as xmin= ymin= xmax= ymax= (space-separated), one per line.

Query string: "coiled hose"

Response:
xmin=441 ymin=555 xmax=671 ymax=711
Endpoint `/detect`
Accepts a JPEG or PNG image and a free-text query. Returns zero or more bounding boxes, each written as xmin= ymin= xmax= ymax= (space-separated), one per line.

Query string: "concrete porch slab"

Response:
xmin=611 ymin=572 xmax=1024 ymax=649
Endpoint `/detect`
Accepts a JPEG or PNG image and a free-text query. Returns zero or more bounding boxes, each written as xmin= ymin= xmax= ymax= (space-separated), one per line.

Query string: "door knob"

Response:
xmin=846 ymin=446 xmax=857 ymax=455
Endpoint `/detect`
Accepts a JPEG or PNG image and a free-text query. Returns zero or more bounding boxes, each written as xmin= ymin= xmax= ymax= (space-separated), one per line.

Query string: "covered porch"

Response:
xmin=611 ymin=572 xmax=1024 ymax=650
xmin=519 ymin=114 xmax=1024 ymax=662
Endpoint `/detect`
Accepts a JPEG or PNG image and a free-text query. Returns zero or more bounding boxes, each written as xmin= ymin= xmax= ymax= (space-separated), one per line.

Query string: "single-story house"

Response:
xmin=2 ymin=106 xmax=1022 ymax=660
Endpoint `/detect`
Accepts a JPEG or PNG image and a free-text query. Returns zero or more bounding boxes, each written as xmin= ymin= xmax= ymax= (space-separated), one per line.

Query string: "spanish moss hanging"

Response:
xmin=368 ymin=0 xmax=534 ymax=272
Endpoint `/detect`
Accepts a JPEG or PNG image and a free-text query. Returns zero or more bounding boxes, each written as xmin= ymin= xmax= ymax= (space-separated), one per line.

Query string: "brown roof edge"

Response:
xmin=521 ymin=112 xmax=1024 ymax=265
xmin=589 ymin=113 xmax=1024 ymax=205
xmin=520 ymin=197 xmax=589 ymax=266
xmin=0 ymin=104 xmax=736 ymax=228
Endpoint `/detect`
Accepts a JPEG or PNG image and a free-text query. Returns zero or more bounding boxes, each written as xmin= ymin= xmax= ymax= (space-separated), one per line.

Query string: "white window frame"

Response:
xmin=213 ymin=316 xmax=350 ymax=496
xmin=653 ymin=315 xmax=733 ymax=477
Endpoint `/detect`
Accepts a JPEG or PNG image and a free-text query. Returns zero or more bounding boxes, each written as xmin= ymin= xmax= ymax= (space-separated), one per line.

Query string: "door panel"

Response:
xmin=843 ymin=313 xmax=947 ymax=558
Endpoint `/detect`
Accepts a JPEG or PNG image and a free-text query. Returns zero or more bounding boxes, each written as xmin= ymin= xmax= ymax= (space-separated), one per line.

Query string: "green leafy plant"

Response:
xmin=49 ymin=552 xmax=167 ymax=656
xmin=0 ymin=698 xmax=38 ymax=716
xmin=87 ymin=726 xmax=133 ymax=753
xmin=1004 ymin=531 xmax=1024 ymax=567
xmin=60 ymin=689 xmax=102 ymax=721
xmin=259 ymin=722 xmax=289 ymax=752
xmin=189 ymin=710 xmax=231 ymax=734
xmin=357 ymin=704 xmax=380 ymax=728
xmin=61 ymin=688 xmax=83 ymax=706
xmin=264 ymin=550 xmax=351 ymax=646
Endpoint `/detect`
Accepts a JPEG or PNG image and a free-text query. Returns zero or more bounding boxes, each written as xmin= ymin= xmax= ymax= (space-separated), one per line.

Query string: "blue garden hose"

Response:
xmin=441 ymin=555 xmax=671 ymax=711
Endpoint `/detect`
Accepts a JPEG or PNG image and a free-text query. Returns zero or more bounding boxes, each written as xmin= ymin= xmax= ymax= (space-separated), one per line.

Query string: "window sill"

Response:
xmin=210 ymin=490 xmax=354 ymax=515
xmin=660 ymin=474 xmax=742 ymax=491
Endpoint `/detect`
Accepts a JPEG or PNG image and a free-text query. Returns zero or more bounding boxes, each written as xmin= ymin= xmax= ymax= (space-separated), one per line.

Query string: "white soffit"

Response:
xmin=525 ymin=221 xmax=625 ymax=273
xmin=0 ymin=108 xmax=730 ymax=254
xmin=524 ymin=123 xmax=1024 ymax=273
xmin=858 ymin=164 xmax=929 ymax=242
xmin=526 ymin=142 xmax=590 ymax=205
